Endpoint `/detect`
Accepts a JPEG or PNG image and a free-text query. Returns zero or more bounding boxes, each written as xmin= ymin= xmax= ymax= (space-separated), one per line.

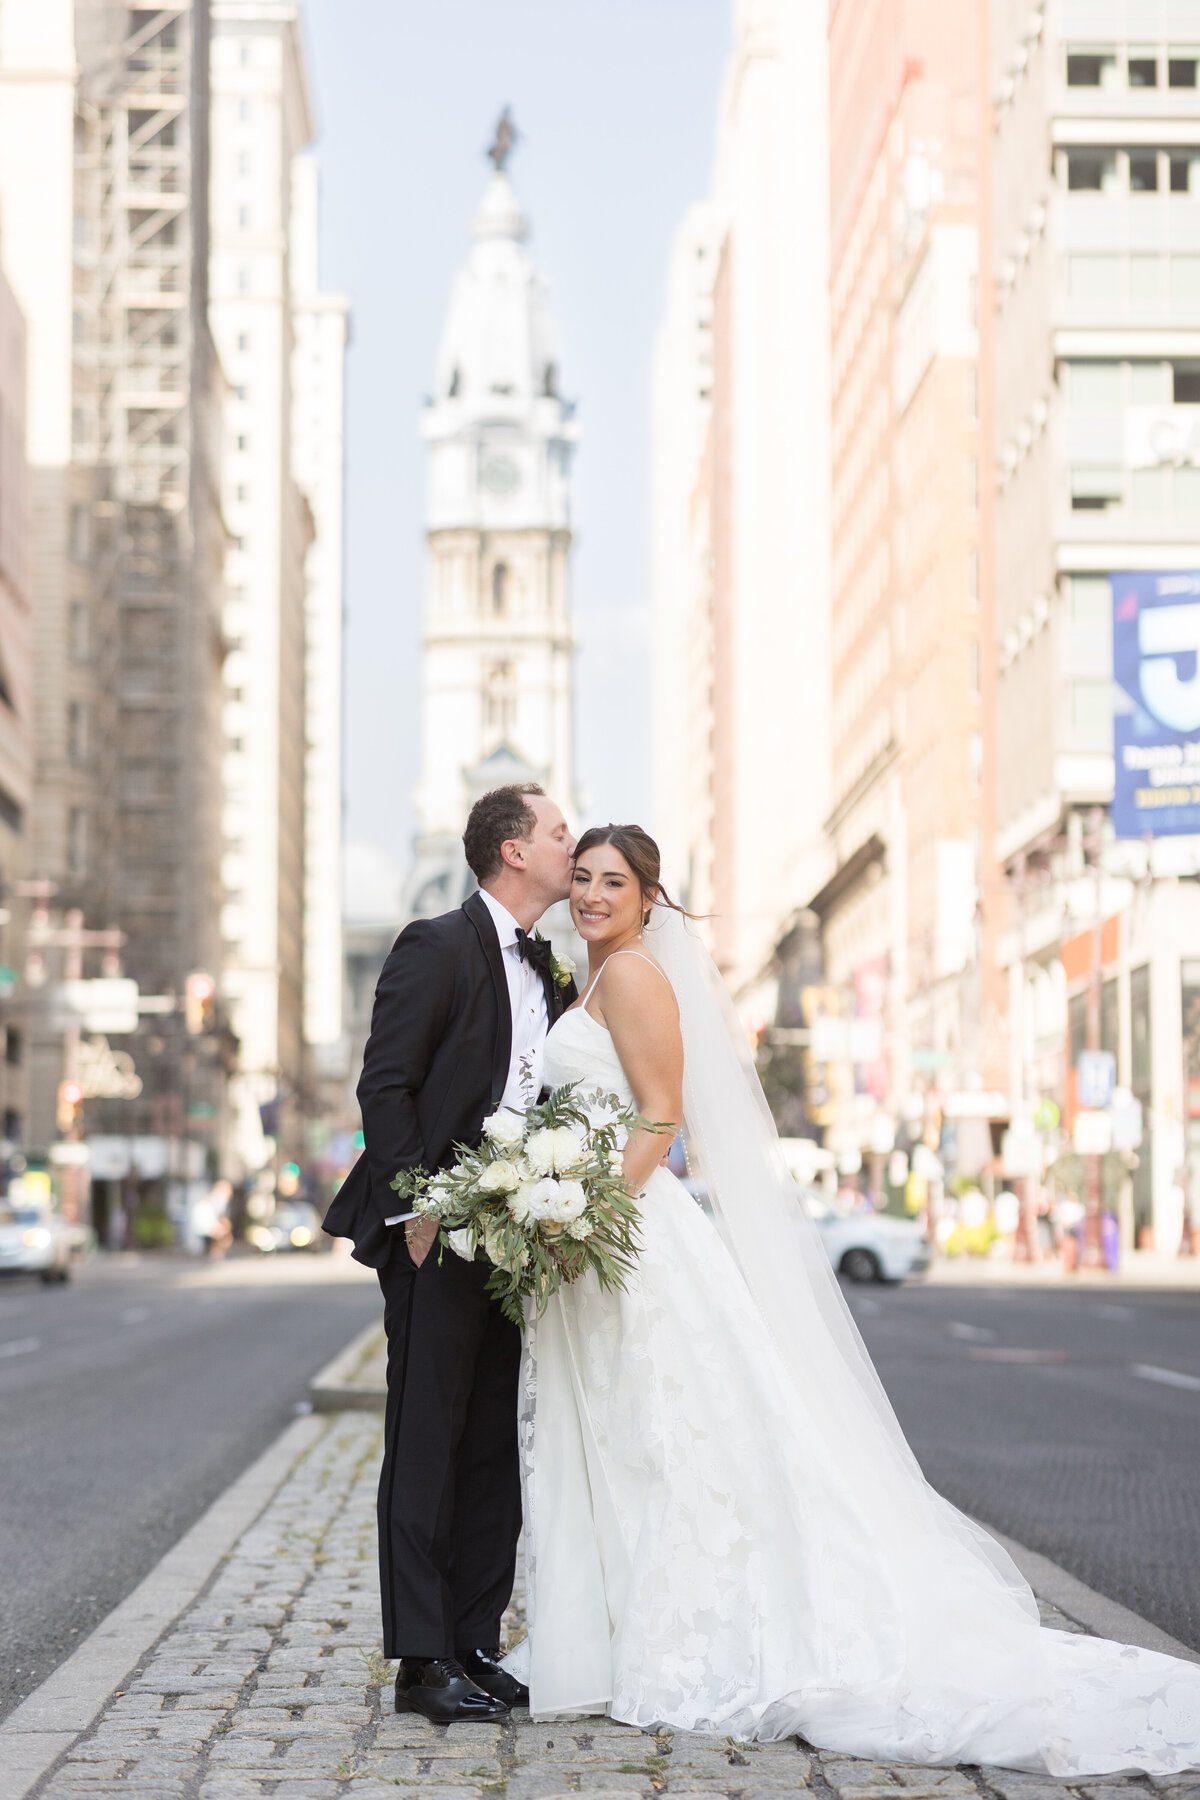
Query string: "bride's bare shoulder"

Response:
xmin=601 ymin=949 xmax=676 ymax=1012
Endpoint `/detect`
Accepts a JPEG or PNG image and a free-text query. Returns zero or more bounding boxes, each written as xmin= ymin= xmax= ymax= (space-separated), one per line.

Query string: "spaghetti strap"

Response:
xmin=580 ymin=948 xmax=671 ymax=1008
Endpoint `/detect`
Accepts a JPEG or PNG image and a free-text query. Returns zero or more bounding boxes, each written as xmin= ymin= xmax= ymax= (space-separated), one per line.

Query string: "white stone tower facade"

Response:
xmin=407 ymin=146 xmax=578 ymax=919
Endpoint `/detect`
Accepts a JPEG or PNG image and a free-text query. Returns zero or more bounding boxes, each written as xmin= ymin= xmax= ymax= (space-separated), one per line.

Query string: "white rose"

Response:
xmin=477 ymin=1158 xmax=520 ymax=1196
xmin=523 ymin=1177 xmax=563 ymax=1220
xmin=446 ymin=1227 xmax=477 ymax=1262
xmin=545 ymin=1179 xmax=587 ymax=1226
xmin=525 ymin=1126 xmax=586 ymax=1177
xmin=482 ymin=1221 xmax=508 ymax=1267
xmin=482 ymin=1110 xmax=526 ymax=1149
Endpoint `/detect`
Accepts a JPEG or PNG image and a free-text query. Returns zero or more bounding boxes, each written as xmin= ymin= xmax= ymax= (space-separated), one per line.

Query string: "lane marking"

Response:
xmin=947 ymin=1321 xmax=997 ymax=1343
xmin=1133 ymin=1362 xmax=1200 ymax=1393
xmin=968 ymin=1346 xmax=1069 ymax=1363
xmin=0 ymin=1336 xmax=40 ymax=1359
xmin=120 ymin=1307 xmax=150 ymax=1325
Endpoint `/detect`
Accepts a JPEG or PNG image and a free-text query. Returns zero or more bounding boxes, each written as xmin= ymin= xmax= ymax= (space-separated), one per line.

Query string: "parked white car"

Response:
xmin=0 ymin=1201 xmax=78 ymax=1283
xmin=799 ymin=1188 xmax=930 ymax=1283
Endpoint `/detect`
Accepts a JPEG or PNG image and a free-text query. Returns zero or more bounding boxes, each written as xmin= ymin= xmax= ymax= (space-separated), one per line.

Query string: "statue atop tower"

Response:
xmin=404 ymin=126 xmax=580 ymax=921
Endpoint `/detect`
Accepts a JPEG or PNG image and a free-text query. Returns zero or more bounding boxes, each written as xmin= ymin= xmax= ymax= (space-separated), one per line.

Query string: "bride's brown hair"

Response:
xmin=572 ymin=824 xmax=693 ymax=924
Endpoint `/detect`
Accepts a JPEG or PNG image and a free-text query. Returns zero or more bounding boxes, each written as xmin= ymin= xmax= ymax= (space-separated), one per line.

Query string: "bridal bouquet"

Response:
xmin=388 ymin=1084 xmax=650 ymax=1326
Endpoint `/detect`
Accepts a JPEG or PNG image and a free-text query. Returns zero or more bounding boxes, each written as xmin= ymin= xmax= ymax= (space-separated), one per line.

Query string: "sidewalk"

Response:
xmin=925 ymin=1250 xmax=1200 ymax=1288
xmin=3 ymin=1374 xmax=1199 ymax=1800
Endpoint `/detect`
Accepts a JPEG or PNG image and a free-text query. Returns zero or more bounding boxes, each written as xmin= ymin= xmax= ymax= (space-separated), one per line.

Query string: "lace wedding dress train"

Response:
xmin=503 ymin=993 xmax=1200 ymax=1777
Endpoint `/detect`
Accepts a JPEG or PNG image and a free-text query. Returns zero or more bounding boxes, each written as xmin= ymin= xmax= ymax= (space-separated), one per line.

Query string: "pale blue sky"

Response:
xmin=301 ymin=0 xmax=731 ymax=883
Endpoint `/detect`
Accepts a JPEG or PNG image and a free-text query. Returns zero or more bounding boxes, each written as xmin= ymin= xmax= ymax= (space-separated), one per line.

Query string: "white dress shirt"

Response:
xmin=385 ymin=891 xmax=549 ymax=1226
xmin=478 ymin=888 xmax=550 ymax=1114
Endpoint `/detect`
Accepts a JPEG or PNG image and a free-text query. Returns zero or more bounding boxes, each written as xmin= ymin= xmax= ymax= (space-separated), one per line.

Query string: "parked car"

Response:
xmin=247 ymin=1199 xmax=323 ymax=1254
xmin=0 ymin=1202 xmax=78 ymax=1283
xmin=679 ymin=1174 xmax=929 ymax=1284
xmin=798 ymin=1187 xmax=930 ymax=1283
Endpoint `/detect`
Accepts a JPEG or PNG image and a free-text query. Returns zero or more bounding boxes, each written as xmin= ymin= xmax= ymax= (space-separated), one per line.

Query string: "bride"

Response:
xmin=503 ymin=822 xmax=1200 ymax=1776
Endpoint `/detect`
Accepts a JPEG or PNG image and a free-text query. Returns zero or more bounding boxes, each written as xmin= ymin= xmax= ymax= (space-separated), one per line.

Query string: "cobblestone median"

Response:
xmin=30 ymin=1414 xmax=1198 ymax=1800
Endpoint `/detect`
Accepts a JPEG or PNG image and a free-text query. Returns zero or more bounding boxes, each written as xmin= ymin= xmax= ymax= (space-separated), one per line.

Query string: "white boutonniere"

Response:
xmin=535 ymin=931 xmax=575 ymax=990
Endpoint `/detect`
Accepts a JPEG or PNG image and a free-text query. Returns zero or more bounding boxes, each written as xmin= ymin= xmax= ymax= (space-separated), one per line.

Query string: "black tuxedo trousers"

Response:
xmin=377 ymin=1232 xmax=522 ymax=1659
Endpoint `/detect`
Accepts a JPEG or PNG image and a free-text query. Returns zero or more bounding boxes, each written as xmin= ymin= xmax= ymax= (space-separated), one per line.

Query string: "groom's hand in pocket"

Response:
xmin=405 ymin=1216 xmax=440 ymax=1269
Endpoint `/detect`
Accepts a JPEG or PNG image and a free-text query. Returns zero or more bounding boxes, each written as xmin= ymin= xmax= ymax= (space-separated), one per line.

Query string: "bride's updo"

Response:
xmin=572 ymin=823 xmax=690 ymax=925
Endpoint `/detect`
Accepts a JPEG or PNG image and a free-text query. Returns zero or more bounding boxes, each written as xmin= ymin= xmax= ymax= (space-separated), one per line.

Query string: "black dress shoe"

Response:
xmin=394 ymin=1657 xmax=510 ymax=1722
xmin=458 ymin=1646 xmax=529 ymax=1708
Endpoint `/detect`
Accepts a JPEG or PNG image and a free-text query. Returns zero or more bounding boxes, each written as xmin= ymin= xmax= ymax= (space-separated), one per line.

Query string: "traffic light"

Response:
xmin=57 ymin=1079 xmax=83 ymax=1134
xmin=185 ymin=971 xmax=216 ymax=1034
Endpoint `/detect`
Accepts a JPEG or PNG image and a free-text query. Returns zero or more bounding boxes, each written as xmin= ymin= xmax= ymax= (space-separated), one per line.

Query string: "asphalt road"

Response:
xmin=843 ymin=1279 xmax=1200 ymax=1652
xmin=0 ymin=1248 xmax=380 ymax=1724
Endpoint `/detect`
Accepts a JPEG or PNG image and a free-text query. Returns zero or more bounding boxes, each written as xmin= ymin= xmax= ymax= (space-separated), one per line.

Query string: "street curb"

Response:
xmin=979 ymin=1520 xmax=1200 ymax=1665
xmin=308 ymin=1318 xmax=386 ymax=1412
xmin=0 ymin=1411 xmax=327 ymax=1800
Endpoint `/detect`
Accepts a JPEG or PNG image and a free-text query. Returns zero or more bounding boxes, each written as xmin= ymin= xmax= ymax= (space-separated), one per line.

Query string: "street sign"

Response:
xmin=1074 ymin=1109 xmax=1113 ymax=1155
xmin=1077 ymin=1049 xmax=1116 ymax=1110
xmin=57 ymin=977 xmax=139 ymax=1035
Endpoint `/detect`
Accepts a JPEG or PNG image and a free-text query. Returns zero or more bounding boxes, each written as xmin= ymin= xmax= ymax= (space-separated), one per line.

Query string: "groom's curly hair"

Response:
xmin=463 ymin=783 xmax=546 ymax=882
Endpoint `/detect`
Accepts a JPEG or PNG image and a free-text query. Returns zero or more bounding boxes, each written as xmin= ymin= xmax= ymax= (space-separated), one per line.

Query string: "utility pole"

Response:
xmin=1080 ymin=807 xmax=1107 ymax=1269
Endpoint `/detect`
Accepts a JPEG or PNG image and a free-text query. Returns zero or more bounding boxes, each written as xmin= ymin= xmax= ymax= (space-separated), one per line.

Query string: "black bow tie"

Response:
xmin=515 ymin=928 xmax=552 ymax=972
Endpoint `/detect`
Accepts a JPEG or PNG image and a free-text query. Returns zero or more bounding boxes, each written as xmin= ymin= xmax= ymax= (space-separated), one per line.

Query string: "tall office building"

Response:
xmin=208 ymin=0 xmax=314 ymax=1171
xmin=815 ymin=0 xmax=983 ymax=1161
xmin=991 ymin=3 xmax=1200 ymax=1248
xmin=651 ymin=0 xmax=832 ymax=994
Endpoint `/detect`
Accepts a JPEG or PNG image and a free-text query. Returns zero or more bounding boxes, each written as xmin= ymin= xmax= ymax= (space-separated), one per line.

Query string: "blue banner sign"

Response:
xmin=1112 ymin=570 xmax=1200 ymax=837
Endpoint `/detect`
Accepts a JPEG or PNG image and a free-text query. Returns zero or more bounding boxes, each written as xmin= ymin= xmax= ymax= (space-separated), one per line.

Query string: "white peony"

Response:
xmin=524 ymin=1126 xmax=586 ymax=1177
xmin=544 ymin=1179 xmax=588 ymax=1225
xmin=523 ymin=1177 xmax=564 ymax=1221
xmin=447 ymin=1227 xmax=477 ymax=1262
xmin=477 ymin=1158 xmax=520 ymax=1196
xmin=482 ymin=1109 xmax=526 ymax=1149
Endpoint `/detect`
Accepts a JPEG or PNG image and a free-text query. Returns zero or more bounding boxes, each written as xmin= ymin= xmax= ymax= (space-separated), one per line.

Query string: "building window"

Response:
xmin=69 ymin=504 xmax=90 ymax=562
xmin=1068 ymin=575 xmax=1111 ymax=624
xmin=236 ymin=433 xmax=248 ymax=451
xmin=1169 ymin=53 xmax=1199 ymax=88
xmin=1172 ymin=255 xmax=1200 ymax=303
xmin=238 ymin=204 xmax=251 ymax=230
xmin=491 ymin=562 xmax=508 ymax=614
xmin=1070 ymin=680 xmax=1112 ymax=743
xmin=67 ymin=700 xmax=88 ymax=766
xmin=1129 ymin=51 xmax=1159 ymax=88
xmin=966 ymin=458 xmax=978 ymax=512
xmin=239 ymin=41 xmax=251 ymax=67
xmin=1067 ymin=47 xmax=1118 ymax=88
xmin=484 ymin=661 xmax=516 ymax=736
xmin=1068 ymin=360 xmax=1122 ymax=404
xmin=967 ymin=548 xmax=979 ymax=608
xmin=237 ymin=333 xmax=250 ymax=353
xmin=69 ymin=603 xmax=90 ymax=662
xmin=1171 ymin=153 xmax=1200 ymax=193
xmin=967 ymin=640 xmax=980 ymax=696
xmin=5 ymin=1027 xmax=20 ymax=1067
xmin=1131 ymin=254 xmax=1165 ymax=302
xmin=1130 ymin=151 xmax=1160 ymax=193
xmin=968 ymin=731 xmax=983 ymax=791
xmin=238 ymin=150 xmax=252 ymax=176
xmin=1068 ymin=255 xmax=1121 ymax=301
xmin=3 ymin=1109 xmax=21 ymax=1147
xmin=68 ymin=808 xmax=88 ymax=877
xmin=236 ymin=484 xmax=249 ymax=503
xmin=1131 ymin=361 xmax=1170 ymax=404
xmin=966 ymin=365 xmax=978 ymax=423
xmin=1067 ymin=149 xmax=1117 ymax=192
xmin=239 ymin=99 xmax=252 ymax=122
xmin=1070 ymin=468 xmax=1123 ymax=510
xmin=1132 ymin=466 xmax=1171 ymax=513
xmin=237 ymin=266 xmax=251 ymax=294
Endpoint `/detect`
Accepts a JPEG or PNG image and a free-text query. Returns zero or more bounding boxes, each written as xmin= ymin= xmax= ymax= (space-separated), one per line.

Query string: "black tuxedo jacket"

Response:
xmin=323 ymin=891 xmax=577 ymax=1268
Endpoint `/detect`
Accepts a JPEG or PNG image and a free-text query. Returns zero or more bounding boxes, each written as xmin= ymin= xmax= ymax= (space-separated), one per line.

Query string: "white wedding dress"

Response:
xmin=504 ymin=926 xmax=1200 ymax=1777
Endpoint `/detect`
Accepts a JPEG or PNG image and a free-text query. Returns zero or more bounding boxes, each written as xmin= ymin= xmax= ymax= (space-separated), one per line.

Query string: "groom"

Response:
xmin=323 ymin=784 xmax=577 ymax=1721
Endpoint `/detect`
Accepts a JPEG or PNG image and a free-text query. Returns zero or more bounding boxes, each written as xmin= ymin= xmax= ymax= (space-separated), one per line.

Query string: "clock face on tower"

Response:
xmin=481 ymin=453 xmax=521 ymax=497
